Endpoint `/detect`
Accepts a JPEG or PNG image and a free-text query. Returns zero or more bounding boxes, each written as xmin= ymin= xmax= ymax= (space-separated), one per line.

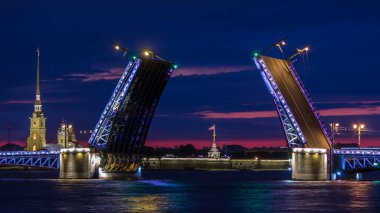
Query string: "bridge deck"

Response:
xmin=262 ymin=56 xmax=331 ymax=149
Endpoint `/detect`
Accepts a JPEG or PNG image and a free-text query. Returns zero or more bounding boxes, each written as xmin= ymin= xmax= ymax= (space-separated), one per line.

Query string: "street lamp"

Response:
xmin=113 ymin=43 xmax=137 ymax=59
xmin=353 ymin=123 xmax=365 ymax=148
xmin=330 ymin=122 xmax=340 ymax=147
xmin=288 ymin=46 xmax=310 ymax=60
xmin=142 ymin=49 xmax=168 ymax=62
xmin=329 ymin=122 xmax=339 ymax=180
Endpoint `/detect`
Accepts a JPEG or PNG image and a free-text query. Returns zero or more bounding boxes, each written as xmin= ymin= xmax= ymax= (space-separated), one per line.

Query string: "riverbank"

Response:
xmin=143 ymin=157 xmax=290 ymax=170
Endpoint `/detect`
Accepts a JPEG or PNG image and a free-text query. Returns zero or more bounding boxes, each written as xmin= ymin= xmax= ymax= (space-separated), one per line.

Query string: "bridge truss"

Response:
xmin=89 ymin=60 xmax=139 ymax=150
xmin=0 ymin=151 xmax=60 ymax=169
xmin=334 ymin=149 xmax=380 ymax=172
xmin=254 ymin=58 xmax=306 ymax=147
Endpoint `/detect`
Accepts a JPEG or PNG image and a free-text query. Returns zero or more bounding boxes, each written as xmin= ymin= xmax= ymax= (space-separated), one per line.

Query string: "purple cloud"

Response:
xmin=172 ymin=65 xmax=255 ymax=77
xmin=0 ymin=98 xmax=84 ymax=105
xmin=66 ymin=65 xmax=256 ymax=82
xmin=67 ymin=68 xmax=124 ymax=82
xmin=195 ymin=106 xmax=380 ymax=119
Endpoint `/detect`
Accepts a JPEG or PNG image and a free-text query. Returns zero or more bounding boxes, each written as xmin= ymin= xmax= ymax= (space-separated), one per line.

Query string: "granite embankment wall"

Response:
xmin=142 ymin=158 xmax=290 ymax=170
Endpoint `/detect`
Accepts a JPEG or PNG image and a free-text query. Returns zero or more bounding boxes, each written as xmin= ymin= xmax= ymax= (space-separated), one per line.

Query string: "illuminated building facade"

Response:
xmin=57 ymin=119 xmax=77 ymax=148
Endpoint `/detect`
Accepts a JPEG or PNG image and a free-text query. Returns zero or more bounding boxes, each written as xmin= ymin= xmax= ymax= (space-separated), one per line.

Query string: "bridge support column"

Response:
xmin=291 ymin=148 xmax=330 ymax=181
xmin=60 ymin=148 xmax=99 ymax=179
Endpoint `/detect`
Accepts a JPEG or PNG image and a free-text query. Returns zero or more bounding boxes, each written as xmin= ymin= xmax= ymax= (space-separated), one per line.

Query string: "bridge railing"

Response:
xmin=0 ymin=151 xmax=60 ymax=169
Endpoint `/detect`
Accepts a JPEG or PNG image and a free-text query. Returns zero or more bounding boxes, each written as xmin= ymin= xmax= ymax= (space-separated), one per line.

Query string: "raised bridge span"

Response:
xmin=254 ymin=55 xmax=331 ymax=149
xmin=88 ymin=54 xmax=175 ymax=177
xmin=253 ymin=50 xmax=379 ymax=180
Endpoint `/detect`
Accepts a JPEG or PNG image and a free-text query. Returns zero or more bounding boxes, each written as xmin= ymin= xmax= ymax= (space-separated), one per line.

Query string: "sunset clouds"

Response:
xmin=67 ymin=65 xmax=255 ymax=82
xmin=195 ymin=106 xmax=380 ymax=119
xmin=172 ymin=65 xmax=255 ymax=77
xmin=67 ymin=68 xmax=124 ymax=82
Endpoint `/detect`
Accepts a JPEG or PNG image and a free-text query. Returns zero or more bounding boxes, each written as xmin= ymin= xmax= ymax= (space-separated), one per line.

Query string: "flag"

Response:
xmin=208 ymin=124 xmax=215 ymax=131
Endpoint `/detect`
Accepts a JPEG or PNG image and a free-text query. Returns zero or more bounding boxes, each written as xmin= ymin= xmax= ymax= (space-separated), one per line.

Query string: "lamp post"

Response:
xmin=353 ymin=123 xmax=365 ymax=148
xmin=330 ymin=123 xmax=340 ymax=148
xmin=329 ymin=122 xmax=339 ymax=180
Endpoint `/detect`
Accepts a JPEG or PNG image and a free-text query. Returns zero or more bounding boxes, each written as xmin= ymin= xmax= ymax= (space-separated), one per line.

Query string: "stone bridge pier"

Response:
xmin=291 ymin=148 xmax=330 ymax=181
xmin=59 ymin=148 xmax=99 ymax=179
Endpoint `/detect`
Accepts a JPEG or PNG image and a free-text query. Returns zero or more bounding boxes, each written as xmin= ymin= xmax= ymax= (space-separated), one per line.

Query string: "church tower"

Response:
xmin=26 ymin=48 xmax=46 ymax=151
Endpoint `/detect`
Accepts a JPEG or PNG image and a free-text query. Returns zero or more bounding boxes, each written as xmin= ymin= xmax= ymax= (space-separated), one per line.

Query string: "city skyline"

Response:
xmin=1 ymin=1 xmax=380 ymax=148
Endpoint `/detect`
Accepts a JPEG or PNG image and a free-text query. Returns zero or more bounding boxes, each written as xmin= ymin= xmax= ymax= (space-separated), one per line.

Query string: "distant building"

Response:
xmin=208 ymin=124 xmax=220 ymax=158
xmin=57 ymin=119 xmax=78 ymax=148
xmin=26 ymin=48 xmax=46 ymax=151
xmin=221 ymin=145 xmax=247 ymax=157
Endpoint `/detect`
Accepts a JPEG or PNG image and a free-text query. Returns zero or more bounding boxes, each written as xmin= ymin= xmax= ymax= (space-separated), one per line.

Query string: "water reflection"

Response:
xmin=236 ymin=181 xmax=376 ymax=212
xmin=0 ymin=171 xmax=380 ymax=212
xmin=347 ymin=182 xmax=373 ymax=209
xmin=138 ymin=180 xmax=178 ymax=187
xmin=125 ymin=195 xmax=169 ymax=212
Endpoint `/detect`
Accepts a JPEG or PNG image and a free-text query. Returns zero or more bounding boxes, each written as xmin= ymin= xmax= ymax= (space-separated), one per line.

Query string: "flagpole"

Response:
xmin=213 ymin=124 xmax=216 ymax=145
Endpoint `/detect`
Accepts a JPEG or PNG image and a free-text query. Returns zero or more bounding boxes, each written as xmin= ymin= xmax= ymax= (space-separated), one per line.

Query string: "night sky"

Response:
xmin=1 ymin=1 xmax=380 ymax=148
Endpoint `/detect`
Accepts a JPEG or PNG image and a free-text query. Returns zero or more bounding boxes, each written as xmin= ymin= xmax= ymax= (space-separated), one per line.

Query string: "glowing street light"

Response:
xmin=113 ymin=43 xmax=136 ymax=59
xmin=142 ymin=49 xmax=170 ymax=63
xmin=353 ymin=123 xmax=365 ymax=148
xmin=288 ymin=46 xmax=310 ymax=60
xmin=330 ymin=122 xmax=340 ymax=147
xmin=141 ymin=48 xmax=178 ymax=69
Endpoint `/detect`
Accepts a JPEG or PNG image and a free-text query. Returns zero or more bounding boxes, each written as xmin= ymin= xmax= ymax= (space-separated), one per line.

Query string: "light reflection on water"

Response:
xmin=347 ymin=182 xmax=372 ymax=209
xmin=0 ymin=171 xmax=380 ymax=212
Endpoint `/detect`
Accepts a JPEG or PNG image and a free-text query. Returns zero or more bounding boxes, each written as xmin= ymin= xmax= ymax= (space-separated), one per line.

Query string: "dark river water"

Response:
xmin=1 ymin=170 xmax=380 ymax=212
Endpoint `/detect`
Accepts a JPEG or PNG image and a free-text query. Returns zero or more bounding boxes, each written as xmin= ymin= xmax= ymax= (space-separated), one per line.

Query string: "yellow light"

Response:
xmin=144 ymin=51 xmax=150 ymax=56
xmin=115 ymin=45 xmax=120 ymax=50
xmin=304 ymin=47 xmax=309 ymax=51
xmin=69 ymin=125 xmax=72 ymax=129
xmin=360 ymin=124 xmax=365 ymax=129
xmin=353 ymin=124 xmax=357 ymax=129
